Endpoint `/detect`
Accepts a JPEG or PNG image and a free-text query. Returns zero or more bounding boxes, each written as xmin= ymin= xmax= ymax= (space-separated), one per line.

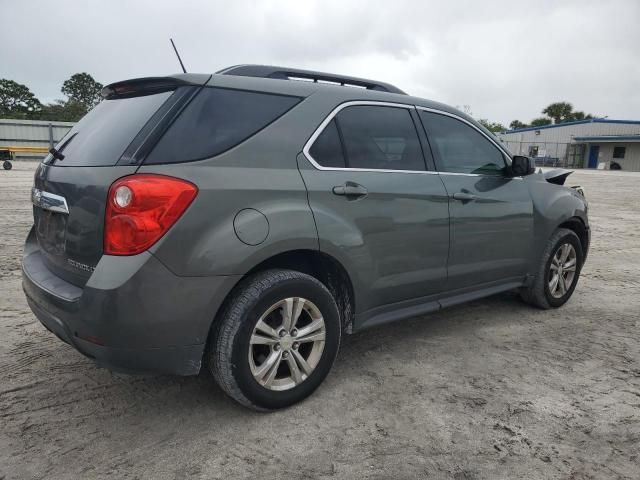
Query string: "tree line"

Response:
xmin=476 ymin=101 xmax=595 ymax=133
xmin=0 ymin=73 xmax=103 ymax=122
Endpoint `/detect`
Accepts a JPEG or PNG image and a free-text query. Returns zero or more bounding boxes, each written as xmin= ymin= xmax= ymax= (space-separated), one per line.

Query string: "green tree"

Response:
xmin=477 ymin=118 xmax=506 ymax=133
xmin=38 ymin=99 xmax=87 ymax=122
xmin=566 ymin=111 xmax=594 ymax=122
xmin=542 ymin=102 xmax=573 ymax=124
xmin=61 ymin=73 xmax=103 ymax=112
xmin=530 ymin=117 xmax=553 ymax=127
xmin=541 ymin=102 xmax=594 ymax=124
xmin=509 ymin=120 xmax=528 ymax=130
xmin=0 ymin=79 xmax=42 ymax=118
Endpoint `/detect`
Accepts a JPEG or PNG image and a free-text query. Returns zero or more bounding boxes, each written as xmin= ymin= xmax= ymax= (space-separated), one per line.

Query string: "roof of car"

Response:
xmin=204 ymin=68 xmax=476 ymax=126
xmin=106 ymin=66 xmax=484 ymax=136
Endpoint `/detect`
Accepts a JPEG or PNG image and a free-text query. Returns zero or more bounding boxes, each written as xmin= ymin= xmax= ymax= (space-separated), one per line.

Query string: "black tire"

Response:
xmin=208 ymin=269 xmax=341 ymax=411
xmin=2 ymin=161 xmax=11 ymax=170
xmin=520 ymin=228 xmax=583 ymax=309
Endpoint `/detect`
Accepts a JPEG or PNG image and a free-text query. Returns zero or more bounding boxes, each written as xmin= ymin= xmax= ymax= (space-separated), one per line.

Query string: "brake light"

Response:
xmin=104 ymin=174 xmax=198 ymax=255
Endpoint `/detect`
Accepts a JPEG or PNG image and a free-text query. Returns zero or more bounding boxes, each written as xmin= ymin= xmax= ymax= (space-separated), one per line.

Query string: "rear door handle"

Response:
xmin=332 ymin=182 xmax=368 ymax=198
xmin=452 ymin=192 xmax=477 ymax=202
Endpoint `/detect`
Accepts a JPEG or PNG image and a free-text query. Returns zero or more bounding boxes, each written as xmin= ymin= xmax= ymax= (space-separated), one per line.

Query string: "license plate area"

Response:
xmin=35 ymin=208 xmax=67 ymax=256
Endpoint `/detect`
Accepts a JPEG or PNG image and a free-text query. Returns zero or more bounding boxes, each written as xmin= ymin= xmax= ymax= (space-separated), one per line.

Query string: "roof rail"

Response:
xmin=217 ymin=64 xmax=407 ymax=95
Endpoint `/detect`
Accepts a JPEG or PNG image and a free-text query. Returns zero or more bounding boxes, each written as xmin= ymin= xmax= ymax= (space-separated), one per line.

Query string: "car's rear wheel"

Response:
xmin=520 ymin=227 xmax=583 ymax=309
xmin=3 ymin=161 xmax=12 ymax=170
xmin=208 ymin=269 xmax=341 ymax=410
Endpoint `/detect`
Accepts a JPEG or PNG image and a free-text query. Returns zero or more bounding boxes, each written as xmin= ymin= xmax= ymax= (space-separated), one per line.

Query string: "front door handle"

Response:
xmin=452 ymin=192 xmax=477 ymax=202
xmin=332 ymin=182 xmax=368 ymax=199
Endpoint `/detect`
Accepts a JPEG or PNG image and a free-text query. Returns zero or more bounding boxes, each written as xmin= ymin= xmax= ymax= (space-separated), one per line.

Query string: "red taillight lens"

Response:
xmin=104 ymin=174 xmax=198 ymax=255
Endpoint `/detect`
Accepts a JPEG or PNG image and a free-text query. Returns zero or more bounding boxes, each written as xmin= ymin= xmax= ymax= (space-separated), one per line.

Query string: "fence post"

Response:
xmin=48 ymin=123 xmax=54 ymax=149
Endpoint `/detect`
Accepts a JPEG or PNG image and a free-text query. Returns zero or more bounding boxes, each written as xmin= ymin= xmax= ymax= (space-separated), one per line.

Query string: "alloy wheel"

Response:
xmin=548 ymin=243 xmax=578 ymax=298
xmin=248 ymin=297 xmax=326 ymax=391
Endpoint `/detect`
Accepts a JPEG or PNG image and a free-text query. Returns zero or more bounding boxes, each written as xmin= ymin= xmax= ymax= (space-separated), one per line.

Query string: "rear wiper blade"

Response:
xmin=46 ymin=132 xmax=78 ymax=164
xmin=49 ymin=147 xmax=65 ymax=161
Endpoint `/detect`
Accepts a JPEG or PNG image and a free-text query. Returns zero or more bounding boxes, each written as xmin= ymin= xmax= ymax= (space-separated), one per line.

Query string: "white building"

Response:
xmin=497 ymin=119 xmax=640 ymax=171
xmin=0 ymin=119 xmax=75 ymax=160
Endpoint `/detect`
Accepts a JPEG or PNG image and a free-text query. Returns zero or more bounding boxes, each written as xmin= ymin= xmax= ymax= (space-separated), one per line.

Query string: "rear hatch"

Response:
xmin=32 ymin=76 xmax=208 ymax=287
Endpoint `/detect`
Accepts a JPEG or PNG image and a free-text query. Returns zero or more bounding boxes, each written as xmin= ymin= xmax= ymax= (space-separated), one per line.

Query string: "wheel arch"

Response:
xmin=557 ymin=216 xmax=589 ymax=261
xmin=208 ymin=249 xmax=356 ymax=342
xmin=244 ymin=249 xmax=356 ymax=333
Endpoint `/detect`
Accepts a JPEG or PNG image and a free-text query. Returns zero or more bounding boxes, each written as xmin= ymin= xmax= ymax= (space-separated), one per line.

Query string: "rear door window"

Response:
xmin=146 ymin=88 xmax=301 ymax=164
xmin=45 ymin=91 xmax=173 ymax=167
xmin=335 ymin=106 xmax=426 ymax=171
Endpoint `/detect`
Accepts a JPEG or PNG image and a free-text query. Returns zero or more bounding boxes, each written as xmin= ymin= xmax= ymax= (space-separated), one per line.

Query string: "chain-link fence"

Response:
xmin=500 ymin=141 xmax=585 ymax=168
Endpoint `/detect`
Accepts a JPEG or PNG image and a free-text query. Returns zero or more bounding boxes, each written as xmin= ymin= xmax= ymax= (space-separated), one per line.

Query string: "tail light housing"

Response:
xmin=104 ymin=174 xmax=198 ymax=255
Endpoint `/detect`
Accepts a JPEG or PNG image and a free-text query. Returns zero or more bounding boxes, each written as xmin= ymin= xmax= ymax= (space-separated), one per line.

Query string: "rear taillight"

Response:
xmin=104 ymin=174 xmax=197 ymax=255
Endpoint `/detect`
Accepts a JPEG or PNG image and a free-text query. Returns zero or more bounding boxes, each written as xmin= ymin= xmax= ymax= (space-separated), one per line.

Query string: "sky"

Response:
xmin=1 ymin=0 xmax=638 ymax=126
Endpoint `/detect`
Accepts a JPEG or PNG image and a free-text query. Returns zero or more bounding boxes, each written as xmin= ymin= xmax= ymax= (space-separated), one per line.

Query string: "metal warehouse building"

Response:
xmin=0 ymin=119 xmax=74 ymax=161
xmin=497 ymin=119 xmax=640 ymax=171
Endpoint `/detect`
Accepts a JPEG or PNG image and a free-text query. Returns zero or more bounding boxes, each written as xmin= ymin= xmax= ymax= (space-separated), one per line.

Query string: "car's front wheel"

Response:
xmin=208 ymin=269 xmax=341 ymax=410
xmin=520 ymin=227 xmax=584 ymax=309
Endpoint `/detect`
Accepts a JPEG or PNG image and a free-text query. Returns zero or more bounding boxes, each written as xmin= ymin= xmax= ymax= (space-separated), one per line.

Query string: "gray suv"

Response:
xmin=22 ymin=65 xmax=589 ymax=410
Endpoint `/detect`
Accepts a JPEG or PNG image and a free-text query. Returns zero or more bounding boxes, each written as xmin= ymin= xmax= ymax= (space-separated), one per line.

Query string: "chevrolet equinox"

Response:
xmin=22 ymin=65 xmax=590 ymax=410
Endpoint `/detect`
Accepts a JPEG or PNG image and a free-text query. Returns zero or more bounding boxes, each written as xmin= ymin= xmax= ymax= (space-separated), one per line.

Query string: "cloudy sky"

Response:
xmin=1 ymin=0 xmax=638 ymax=125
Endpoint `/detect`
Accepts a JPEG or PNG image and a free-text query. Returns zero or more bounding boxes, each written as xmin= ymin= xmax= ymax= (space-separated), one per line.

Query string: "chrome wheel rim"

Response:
xmin=549 ymin=243 xmax=578 ymax=298
xmin=249 ymin=297 xmax=326 ymax=391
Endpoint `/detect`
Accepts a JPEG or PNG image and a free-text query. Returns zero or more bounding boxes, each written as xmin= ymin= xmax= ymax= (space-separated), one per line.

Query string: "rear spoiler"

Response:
xmin=102 ymin=74 xmax=211 ymax=99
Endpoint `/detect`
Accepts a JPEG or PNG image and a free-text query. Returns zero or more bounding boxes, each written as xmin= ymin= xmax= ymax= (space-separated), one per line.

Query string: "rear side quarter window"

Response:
xmin=146 ymin=88 xmax=301 ymax=164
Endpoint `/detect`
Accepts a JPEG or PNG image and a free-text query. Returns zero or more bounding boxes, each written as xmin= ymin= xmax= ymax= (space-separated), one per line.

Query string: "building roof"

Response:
xmin=574 ymin=135 xmax=640 ymax=143
xmin=505 ymin=118 xmax=640 ymax=134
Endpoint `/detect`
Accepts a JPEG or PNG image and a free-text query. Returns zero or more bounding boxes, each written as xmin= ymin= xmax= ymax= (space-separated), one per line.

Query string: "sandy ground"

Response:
xmin=0 ymin=162 xmax=639 ymax=480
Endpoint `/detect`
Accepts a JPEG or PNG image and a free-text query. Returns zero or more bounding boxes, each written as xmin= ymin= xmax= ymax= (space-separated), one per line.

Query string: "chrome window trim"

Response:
xmin=302 ymin=100 xmax=514 ymax=175
xmin=302 ymin=100 xmax=437 ymax=175
xmin=437 ymin=171 xmax=523 ymax=180
xmin=31 ymin=188 xmax=69 ymax=214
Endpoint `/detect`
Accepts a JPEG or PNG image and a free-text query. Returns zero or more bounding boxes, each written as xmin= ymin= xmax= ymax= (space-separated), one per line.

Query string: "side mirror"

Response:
xmin=509 ymin=155 xmax=535 ymax=177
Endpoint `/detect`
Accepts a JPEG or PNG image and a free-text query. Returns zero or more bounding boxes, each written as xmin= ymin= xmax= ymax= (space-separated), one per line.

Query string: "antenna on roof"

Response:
xmin=170 ymin=38 xmax=187 ymax=73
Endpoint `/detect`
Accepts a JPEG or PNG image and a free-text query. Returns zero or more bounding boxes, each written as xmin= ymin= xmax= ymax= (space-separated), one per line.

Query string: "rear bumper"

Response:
xmin=24 ymin=294 xmax=204 ymax=375
xmin=22 ymin=227 xmax=240 ymax=375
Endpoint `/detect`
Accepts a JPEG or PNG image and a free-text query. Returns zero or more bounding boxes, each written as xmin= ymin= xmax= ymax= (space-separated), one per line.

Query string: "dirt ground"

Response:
xmin=1 ymin=162 xmax=638 ymax=480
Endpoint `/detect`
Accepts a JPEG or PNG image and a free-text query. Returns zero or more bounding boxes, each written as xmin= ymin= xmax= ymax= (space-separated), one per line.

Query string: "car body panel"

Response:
xmin=297 ymin=153 xmax=450 ymax=313
xmin=525 ymin=172 xmax=589 ymax=268
xmin=32 ymin=163 xmax=139 ymax=287
xmin=22 ymin=227 xmax=240 ymax=374
xmin=437 ymin=173 xmax=534 ymax=290
xmin=139 ymin=91 xmax=321 ymax=276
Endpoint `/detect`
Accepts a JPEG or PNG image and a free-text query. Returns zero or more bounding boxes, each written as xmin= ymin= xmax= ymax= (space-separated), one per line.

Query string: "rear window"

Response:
xmin=145 ymin=87 xmax=301 ymax=164
xmin=45 ymin=91 xmax=173 ymax=167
